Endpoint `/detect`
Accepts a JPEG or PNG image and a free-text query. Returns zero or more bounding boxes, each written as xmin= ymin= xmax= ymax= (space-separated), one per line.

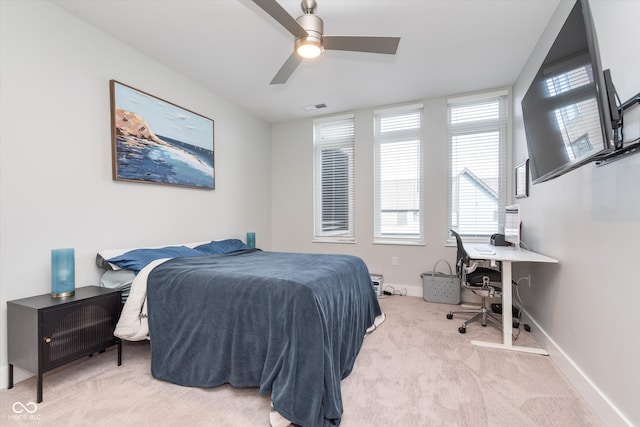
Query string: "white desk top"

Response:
xmin=464 ymin=243 xmax=558 ymax=264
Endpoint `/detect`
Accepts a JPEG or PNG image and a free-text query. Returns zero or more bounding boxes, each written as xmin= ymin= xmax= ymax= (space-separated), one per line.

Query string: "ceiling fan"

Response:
xmin=251 ymin=0 xmax=401 ymax=84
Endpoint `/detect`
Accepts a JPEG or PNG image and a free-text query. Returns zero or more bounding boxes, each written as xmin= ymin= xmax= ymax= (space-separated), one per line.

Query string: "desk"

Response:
xmin=463 ymin=243 xmax=558 ymax=355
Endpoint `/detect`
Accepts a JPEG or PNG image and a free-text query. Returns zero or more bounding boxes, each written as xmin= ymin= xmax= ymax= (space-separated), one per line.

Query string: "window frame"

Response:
xmin=447 ymin=90 xmax=509 ymax=243
xmin=312 ymin=114 xmax=356 ymax=243
xmin=373 ymin=103 xmax=425 ymax=245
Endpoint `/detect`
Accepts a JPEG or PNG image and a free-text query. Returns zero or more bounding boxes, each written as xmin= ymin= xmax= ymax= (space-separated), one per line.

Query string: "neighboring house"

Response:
xmin=454 ymin=168 xmax=498 ymax=236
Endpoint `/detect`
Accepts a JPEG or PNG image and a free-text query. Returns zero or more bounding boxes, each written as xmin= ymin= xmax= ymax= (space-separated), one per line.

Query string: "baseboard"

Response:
xmin=381 ymin=283 xmax=421 ymax=297
xmin=386 ymin=282 xmax=487 ymax=300
xmin=522 ymin=309 xmax=632 ymax=427
xmin=0 ymin=365 xmax=5 ymax=391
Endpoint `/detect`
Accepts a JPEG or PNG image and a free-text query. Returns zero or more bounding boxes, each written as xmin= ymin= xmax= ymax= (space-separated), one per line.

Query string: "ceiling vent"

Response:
xmin=303 ymin=103 xmax=327 ymax=111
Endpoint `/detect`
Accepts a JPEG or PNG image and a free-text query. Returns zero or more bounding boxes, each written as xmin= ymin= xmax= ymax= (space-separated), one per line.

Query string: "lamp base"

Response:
xmin=51 ymin=291 xmax=75 ymax=298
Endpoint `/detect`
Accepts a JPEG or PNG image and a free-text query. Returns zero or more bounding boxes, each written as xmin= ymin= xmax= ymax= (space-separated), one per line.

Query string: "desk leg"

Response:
xmin=502 ymin=261 xmax=513 ymax=347
xmin=471 ymin=260 xmax=549 ymax=355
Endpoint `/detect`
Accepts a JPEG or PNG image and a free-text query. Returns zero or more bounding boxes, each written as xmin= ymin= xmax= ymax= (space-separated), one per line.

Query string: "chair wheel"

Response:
xmin=446 ymin=313 xmax=453 ymax=320
xmin=458 ymin=327 xmax=466 ymax=334
xmin=513 ymin=322 xmax=520 ymax=328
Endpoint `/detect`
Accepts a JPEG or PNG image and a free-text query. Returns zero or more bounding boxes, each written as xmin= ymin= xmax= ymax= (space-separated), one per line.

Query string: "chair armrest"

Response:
xmin=464 ymin=261 xmax=478 ymax=274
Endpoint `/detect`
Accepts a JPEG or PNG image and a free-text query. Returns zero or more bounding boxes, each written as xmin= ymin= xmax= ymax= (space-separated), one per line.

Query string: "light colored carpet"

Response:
xmin=1 ymin=296 xmax=602 ymax=426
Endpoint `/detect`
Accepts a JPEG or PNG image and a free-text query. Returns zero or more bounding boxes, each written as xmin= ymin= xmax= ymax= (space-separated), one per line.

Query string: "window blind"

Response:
xmin=374 ymin=105 xmax=424 ymax=243
xmin=447 ymin=94 xmax=508 ymax=239
xmin=313 ymin=115 xmax=355 ymax=242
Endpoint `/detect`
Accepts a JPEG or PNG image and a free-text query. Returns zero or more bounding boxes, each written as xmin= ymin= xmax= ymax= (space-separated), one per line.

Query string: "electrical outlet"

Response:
xmin=391 ymin=256 xmax=398 ymax=266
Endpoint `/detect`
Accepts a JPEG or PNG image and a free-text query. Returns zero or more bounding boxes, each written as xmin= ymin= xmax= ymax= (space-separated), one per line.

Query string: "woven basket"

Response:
xmin=421 ymin=259 xmax=460 ymax=304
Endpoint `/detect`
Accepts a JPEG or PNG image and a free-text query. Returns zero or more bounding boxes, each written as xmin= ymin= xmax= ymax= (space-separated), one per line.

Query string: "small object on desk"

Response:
xmin=504 ymin=205 xmax=521 ymax=249
xmin=490 ymin=233 xmax=509 ymax=246
xmin=474 ymin=245 xmax=496 ymax=255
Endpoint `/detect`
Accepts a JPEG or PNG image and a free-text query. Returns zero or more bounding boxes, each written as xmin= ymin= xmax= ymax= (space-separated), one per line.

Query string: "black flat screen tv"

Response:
xmin=521 ymin=0 xmax=617 ymax=184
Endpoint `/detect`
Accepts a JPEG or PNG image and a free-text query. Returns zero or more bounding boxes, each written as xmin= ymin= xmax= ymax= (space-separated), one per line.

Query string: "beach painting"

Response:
xmin=110 ymin=80 xmax=214 ymax=189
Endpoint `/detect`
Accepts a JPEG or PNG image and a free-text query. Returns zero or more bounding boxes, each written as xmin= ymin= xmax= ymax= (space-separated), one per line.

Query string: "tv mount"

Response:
xmin=595 ymin=90 xmax=640 ymax=167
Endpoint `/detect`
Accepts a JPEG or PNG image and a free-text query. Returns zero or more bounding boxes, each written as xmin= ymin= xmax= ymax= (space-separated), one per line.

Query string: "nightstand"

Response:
xmin=7 ymin=286 xmax=123 ymax=403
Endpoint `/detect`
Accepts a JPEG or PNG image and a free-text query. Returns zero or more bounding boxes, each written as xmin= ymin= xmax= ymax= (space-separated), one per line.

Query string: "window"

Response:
xmin=313 ymin=114 xmax=355 ymax=242
xmin=374 ymin=104 xmax=424 ymax=244
xmin=448 ymin=92 xmax=508 ymax=239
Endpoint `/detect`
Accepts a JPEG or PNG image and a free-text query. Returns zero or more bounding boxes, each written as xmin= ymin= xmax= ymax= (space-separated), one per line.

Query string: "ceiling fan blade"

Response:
xmin=323 ymin=36 xmax=401 ymax=55
xmin=270 ymin=52 xmax=303 ymax=85
xmin=251 ymin=0 xmax=307 ymax=38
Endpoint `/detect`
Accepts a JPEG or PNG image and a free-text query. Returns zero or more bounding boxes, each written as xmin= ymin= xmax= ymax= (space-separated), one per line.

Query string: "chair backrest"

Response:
xmin=450 ymin=229 xmax=469 ymax=277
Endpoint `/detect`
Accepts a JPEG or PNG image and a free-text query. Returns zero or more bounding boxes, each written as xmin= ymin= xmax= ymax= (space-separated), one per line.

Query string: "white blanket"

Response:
xmin=114 ymin=258 xmax=169 ymax=341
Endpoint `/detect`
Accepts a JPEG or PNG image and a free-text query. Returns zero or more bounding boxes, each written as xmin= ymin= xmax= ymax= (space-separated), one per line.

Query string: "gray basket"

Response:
xmin=421 ymin=259 xmax=460 ymax=304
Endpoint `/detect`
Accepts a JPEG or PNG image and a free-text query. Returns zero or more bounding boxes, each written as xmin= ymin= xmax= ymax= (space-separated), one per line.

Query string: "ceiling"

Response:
xmin=49 ymin=0 xmax=561 ymax=123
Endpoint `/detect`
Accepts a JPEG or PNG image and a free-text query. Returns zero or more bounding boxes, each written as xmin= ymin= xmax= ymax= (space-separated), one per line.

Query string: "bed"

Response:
xmin=98 ymin=241 xmax=382 ymax=427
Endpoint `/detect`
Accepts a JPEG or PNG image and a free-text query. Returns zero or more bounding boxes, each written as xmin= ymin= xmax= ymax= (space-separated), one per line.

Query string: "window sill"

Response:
xmin=446 ymin=237 xmax=490 ymax=247
xmin=312 ymin=238 xmax=356 ymax=244
xmin=373 ymin=239 xmax=425 ymax=246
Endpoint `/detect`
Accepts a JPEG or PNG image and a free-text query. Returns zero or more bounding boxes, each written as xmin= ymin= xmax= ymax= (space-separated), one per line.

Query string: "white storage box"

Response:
xmin=370 ymin=274 xmax=383 ymax=296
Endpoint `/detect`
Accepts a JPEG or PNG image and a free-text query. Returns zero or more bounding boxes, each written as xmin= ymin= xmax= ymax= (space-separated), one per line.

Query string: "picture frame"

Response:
xmin=515 ymin=159 xmax=529 ymax=199
xmin=109 ymin=80 xmax=214 ymax=190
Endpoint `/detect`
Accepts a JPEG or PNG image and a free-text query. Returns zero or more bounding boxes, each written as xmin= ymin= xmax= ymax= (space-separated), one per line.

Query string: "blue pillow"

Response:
xmin=106 ymin=246 xmax=203 ymax=273
xmin=194 ymin=239 xmax=250 ymax=254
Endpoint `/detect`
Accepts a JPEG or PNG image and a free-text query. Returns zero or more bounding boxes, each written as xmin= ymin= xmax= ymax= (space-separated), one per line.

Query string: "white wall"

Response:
xmin=512 ymin=1 xmax=639 ymax=426
xmin=271 ymin=98 xmax=458 ymax=295
xmin=0 ymin=0 xmax=271 ymax=385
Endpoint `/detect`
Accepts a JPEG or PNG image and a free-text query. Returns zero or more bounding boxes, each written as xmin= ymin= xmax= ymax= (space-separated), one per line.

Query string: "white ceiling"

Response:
xmin=49 ymin=0 xmax=561 ymax=123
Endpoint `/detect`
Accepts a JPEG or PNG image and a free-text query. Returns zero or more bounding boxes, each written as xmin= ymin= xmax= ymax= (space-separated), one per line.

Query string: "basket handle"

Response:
xmin=432 ymin=259 xmax=453 ymax=277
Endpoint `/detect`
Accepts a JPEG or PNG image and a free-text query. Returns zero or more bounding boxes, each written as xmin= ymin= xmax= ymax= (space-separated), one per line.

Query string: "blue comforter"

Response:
xmin=146 ymin=249 xmax=381 ymax=427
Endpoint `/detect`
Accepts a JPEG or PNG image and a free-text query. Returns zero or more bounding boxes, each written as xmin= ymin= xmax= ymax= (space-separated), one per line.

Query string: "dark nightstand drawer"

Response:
xmin=7 ymin=286 xmax=123 ymax=402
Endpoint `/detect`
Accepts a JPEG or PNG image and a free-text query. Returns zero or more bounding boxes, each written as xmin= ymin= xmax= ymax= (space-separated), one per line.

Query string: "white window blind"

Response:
xmin=374 ymin=104 xmax=424 ymax=244
xmin=313 ymin=115 xmax=355 ymax=242
xmin=448 ymin=93 xmax=508 ymax=239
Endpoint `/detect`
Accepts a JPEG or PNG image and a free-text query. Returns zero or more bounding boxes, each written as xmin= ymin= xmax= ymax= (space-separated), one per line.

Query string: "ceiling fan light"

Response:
xmin=295 ymin=37 xmax=323 ymax=59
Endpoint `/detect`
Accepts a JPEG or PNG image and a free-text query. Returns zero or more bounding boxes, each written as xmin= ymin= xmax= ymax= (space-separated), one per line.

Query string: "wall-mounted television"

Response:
xmin=521 ymin=0 xmax=618 ymax=184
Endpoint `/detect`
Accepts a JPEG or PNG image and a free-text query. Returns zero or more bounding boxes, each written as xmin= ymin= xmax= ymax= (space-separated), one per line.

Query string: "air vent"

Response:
xmin=303 ymin=103 xmax=327 ymax=111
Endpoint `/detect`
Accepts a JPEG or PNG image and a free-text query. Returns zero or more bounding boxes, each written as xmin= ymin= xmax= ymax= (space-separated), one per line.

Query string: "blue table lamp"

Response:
xmin=246 ymin=232 xmax=256 ymax=249
xmin=51 ymin=248 xmax=75 ymax=298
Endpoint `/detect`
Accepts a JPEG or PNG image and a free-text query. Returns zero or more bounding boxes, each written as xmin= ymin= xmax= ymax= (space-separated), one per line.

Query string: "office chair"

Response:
xmin=446 ymin=229 xmax=502 ymax=333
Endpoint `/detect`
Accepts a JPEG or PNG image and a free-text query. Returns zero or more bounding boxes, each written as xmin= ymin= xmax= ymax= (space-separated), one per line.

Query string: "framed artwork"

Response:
xmin=110 ymin=80 xmax=214 ymax=189
xmin=515 ymin=159 xmax=529 ymax=199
